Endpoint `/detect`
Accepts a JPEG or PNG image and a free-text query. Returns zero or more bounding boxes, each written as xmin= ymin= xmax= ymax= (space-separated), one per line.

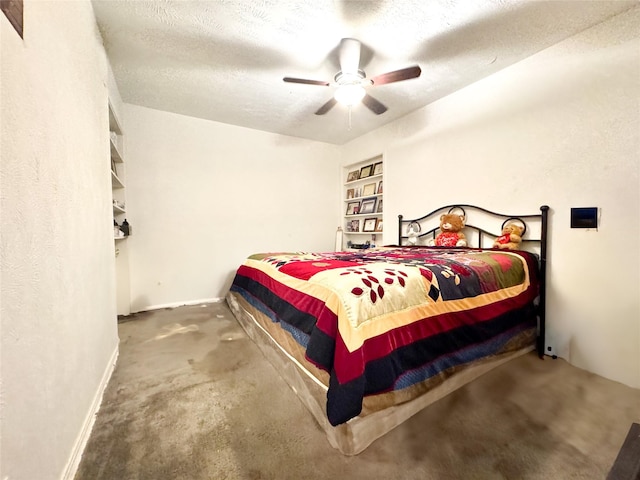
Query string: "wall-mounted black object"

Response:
xmin=571 ymin=207 xmax=598 ymax=229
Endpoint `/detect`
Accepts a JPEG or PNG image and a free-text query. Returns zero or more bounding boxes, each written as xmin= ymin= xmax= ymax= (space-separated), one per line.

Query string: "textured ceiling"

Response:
xmin=92 ymin=0 xmax=637 ymax=145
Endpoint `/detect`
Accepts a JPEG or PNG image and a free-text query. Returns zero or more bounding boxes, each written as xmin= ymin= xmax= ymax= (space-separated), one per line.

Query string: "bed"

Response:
xmin=226 ymin=204 xmax=549 ymax=455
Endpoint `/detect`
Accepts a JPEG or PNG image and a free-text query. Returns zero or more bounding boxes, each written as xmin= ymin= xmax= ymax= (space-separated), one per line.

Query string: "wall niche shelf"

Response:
xmin=342 ymin=155 xmax=384 ymax=250
xmin=109 ymin=101 xmax=127 ymax=237
xmin=108 ymin=97 xmax=131 ymax=316
xmin=111 ymin=171 xmax=124 ymax=189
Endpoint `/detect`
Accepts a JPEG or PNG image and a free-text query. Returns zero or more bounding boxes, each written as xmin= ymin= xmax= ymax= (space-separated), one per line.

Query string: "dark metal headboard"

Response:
xmin=397 ymin=204 xmax=550 ymax=358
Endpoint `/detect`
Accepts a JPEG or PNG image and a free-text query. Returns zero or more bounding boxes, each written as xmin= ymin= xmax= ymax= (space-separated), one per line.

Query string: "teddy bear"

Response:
xmin=493 ymin=223 xmax=524 ymax=250
xmin=429 ymin=213 xmax=467 ymax=247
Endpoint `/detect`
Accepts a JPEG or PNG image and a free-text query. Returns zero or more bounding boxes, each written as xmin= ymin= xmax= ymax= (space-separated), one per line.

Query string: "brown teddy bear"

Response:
xmin=430 ymin=213 xmax=467 ymax=247
xmin=493 ymin=223 xmax=524 ymax=250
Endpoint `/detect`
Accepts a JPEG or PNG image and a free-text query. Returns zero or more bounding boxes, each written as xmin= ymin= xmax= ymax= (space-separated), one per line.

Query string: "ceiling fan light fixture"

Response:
xmin=334 ymin=84 xmax=366 ymax=107
xmin=283 ymin=38 xmax=419 ymax=116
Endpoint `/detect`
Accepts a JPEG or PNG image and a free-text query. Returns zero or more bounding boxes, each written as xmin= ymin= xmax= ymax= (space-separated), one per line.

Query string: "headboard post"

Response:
xmin=397 ymin=214 xmax=403 ymax=246
xmin=537 ymin=205 xmax=549 ymax=358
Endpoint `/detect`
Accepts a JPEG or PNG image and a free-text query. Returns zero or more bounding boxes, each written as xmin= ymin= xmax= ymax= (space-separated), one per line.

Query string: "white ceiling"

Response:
xmin=92 ymin=0 xmax=637 ymax=145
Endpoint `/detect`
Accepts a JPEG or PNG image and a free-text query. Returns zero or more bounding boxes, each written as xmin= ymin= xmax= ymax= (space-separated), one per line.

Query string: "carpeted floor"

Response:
xmin=75 ymin=302 xmax=640 ymax=480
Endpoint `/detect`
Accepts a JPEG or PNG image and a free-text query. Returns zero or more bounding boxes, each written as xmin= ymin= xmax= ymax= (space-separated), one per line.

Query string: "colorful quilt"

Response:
xmin=230 ymin=246 xmax=539 ymax=426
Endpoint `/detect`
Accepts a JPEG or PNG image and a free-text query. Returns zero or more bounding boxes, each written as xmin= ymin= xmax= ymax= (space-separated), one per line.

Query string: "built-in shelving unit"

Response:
xmin=108 ymin=99 xmax=131 ymax=317
xmin=342 ymin=155 xmax=384 ymax=250
xmin=109 ymin=102 xmax=127 ymax=241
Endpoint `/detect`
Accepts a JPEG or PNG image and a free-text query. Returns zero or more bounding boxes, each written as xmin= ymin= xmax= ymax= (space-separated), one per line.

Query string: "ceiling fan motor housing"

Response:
xmin=334 ymin=70 xmax=366 ymax=85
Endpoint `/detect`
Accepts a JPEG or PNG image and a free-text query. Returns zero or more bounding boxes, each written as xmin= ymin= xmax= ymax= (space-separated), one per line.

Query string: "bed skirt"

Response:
xmin=226 ymin=291 xmax=534 ymax=455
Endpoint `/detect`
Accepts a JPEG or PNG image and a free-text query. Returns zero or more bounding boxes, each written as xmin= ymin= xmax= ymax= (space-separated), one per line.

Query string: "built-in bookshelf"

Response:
xmin=342 ymin=155 xmax=383 ymax=250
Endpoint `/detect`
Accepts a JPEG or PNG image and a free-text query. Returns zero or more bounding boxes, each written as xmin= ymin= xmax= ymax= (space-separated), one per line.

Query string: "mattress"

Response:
xmin=227 ymin=246 xmax=540 ymax=454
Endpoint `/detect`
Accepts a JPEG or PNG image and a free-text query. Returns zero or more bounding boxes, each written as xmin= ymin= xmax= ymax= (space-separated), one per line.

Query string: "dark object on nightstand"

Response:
xmin=607 ymin=423 xmax=640 ymax=480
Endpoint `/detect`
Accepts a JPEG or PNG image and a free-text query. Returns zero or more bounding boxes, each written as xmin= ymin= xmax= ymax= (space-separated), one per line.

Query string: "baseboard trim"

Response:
xmin=62 ymin=345 xmax=119 ymax=480
xmin=133 ymin=297 xmax=222 ymax=314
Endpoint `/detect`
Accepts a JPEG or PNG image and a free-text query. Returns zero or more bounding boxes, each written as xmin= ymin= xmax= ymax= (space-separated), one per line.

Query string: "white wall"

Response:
xmin=0 ymin=1 xmax=120 ymax=479
xmin=123 ymin=105 xmax=340 ymax=311
xmin=342 ymin=8 xmax=640 ymax=388
xmin=1 ymin=3 xmax=635 ymax=480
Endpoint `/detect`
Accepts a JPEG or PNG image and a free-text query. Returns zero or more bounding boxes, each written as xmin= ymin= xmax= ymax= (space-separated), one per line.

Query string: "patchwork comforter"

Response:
xmin=230 ymin=247 xmax=539 ymax=426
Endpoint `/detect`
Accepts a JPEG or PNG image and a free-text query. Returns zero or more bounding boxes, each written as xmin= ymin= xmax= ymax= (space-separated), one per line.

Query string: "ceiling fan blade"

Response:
xmin=370 ymin=65 xmax=421 ymax=86
xmin=283 ymin=77 xmax=330 ymax=86
xmin=339 ymin=38 xmax=361 ymax=75
xmin=362 ymin=94 xmax=387 ymax=115
xmin=315 ymin=98 xmax=337 ymax=115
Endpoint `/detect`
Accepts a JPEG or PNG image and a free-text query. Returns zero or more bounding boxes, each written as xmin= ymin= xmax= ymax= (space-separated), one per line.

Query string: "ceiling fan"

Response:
xmin=283 ymin=38 xmax=421 ymax=116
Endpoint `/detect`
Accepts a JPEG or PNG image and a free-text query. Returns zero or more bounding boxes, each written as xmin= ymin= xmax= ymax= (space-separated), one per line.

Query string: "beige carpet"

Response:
xmin=75 ymin=302 xmax=640 ymax=480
